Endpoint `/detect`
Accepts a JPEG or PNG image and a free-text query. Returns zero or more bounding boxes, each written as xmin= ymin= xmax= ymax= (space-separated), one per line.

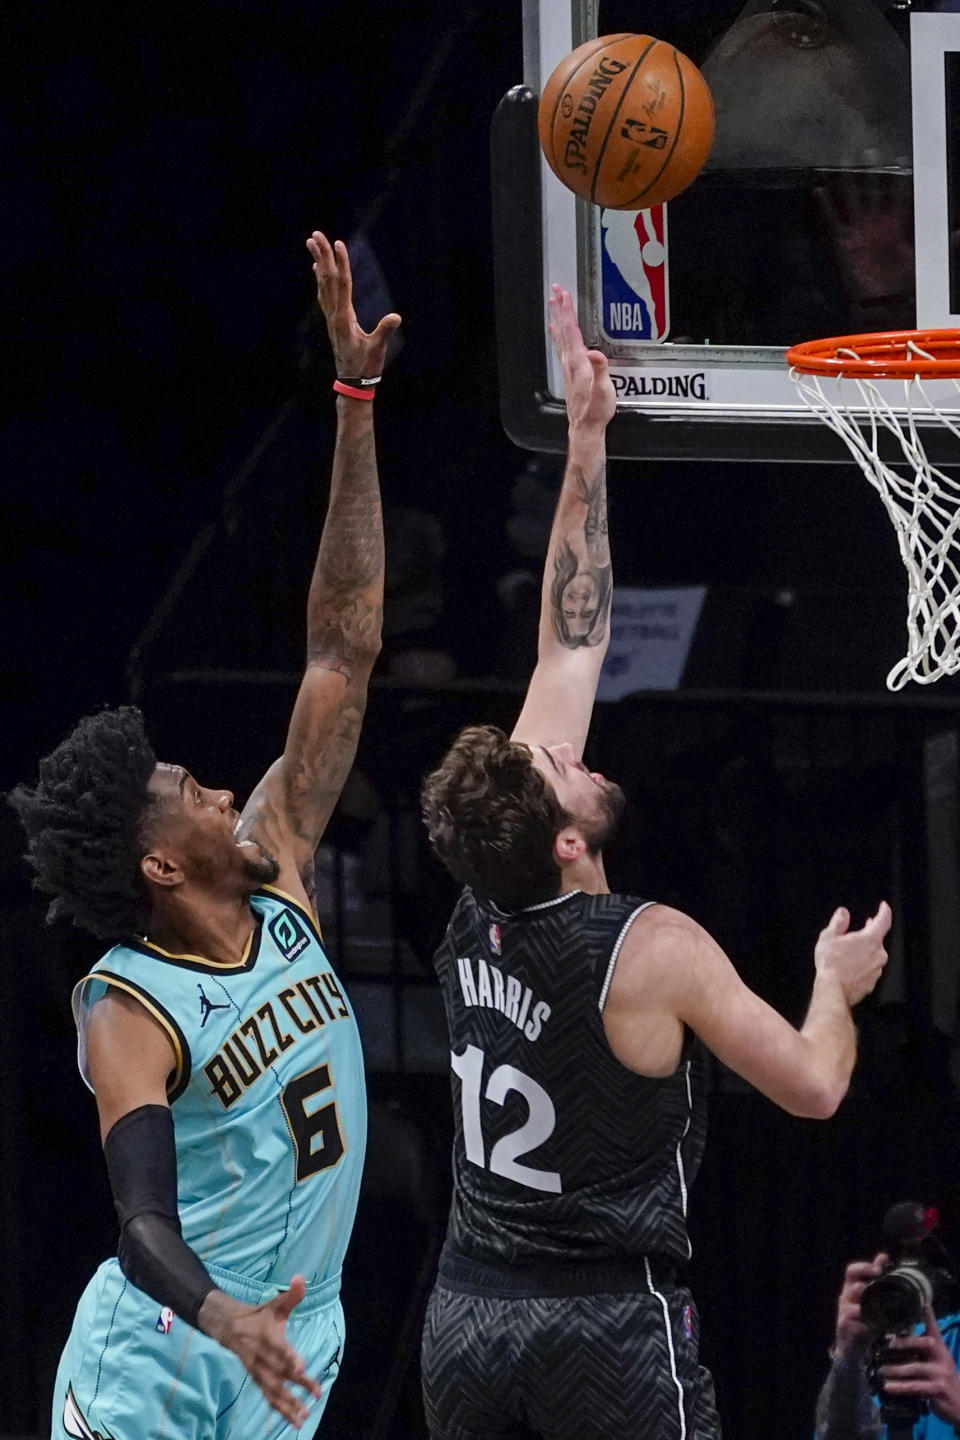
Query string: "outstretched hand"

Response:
xmin=814 ymin=901 xmax=892 ymax=1006
xmin=202 ymin=1275 xmax=322 ymax=1428
xmin=307 ymin=230 xmax=401 ymax=380
xmin=548 ymin=285 xmax=616 ymax=431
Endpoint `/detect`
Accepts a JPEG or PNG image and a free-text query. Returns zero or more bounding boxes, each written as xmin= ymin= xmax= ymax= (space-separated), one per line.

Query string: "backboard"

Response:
xmin=492 ymin=0 xmax=960 ymax=461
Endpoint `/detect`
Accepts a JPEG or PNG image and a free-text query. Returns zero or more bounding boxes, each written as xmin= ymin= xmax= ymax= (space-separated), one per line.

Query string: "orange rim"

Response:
xmin=787 ymin=329 xmax=960 ymax=380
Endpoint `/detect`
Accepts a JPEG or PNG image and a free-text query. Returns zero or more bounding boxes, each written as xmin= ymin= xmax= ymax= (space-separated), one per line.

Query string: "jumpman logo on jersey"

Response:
xmin=198 ymin=984 xmax=231 ymax=1028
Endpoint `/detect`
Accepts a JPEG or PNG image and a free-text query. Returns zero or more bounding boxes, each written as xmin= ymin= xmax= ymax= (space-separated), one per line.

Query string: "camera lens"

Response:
xmin=861 ymin=1264 xmax=934 ymax=1332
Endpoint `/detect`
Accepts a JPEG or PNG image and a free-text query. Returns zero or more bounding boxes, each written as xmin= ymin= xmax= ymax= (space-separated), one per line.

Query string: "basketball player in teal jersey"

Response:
xmin=10 ymin=232 xmax=400 ymax=1438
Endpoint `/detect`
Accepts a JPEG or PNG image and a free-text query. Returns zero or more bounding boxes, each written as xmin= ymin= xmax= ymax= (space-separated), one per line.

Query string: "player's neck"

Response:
xmin=560 ymin=850 xmax=609 ymax=896
xmin=146 ymin=889 xmax=255 ymax=964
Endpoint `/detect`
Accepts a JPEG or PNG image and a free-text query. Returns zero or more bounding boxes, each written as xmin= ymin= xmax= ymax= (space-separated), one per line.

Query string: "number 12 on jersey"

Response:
xmin=451 ymin=1043 xmax=562 ymax=1194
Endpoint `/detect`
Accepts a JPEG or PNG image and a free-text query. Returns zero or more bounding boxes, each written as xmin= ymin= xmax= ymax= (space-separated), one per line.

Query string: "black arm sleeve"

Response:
xmin=102 ymin=1104 xmax=216 ymax=1329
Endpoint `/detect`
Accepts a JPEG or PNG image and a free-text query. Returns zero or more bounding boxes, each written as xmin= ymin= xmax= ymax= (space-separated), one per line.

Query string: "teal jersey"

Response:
xmin=73 ymin=886 xmax=367 ymax=1288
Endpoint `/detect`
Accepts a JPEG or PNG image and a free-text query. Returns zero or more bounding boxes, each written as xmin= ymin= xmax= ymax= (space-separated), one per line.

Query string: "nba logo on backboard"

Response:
xmin=489 ymin=923 xmax=501 ymax=955
xmin=601 ymin=206 xmax=668 ymax=342
xmin=156 ymin=1306 xmax=174 ymax=1334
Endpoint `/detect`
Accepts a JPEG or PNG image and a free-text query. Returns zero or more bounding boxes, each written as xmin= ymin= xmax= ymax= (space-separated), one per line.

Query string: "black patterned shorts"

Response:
xmin=421 ymin=1278 xmax=722 ymax=1440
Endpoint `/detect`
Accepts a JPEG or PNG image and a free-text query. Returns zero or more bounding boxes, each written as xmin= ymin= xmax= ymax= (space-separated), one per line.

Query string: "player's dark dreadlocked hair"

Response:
xmin=8 ymin=706 xmax=159 ymax=941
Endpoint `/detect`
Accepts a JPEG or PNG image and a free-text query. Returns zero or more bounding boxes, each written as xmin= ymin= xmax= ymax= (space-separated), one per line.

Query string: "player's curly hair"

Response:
xmin=8 ymin=706 xmax=160 ymax=941
xmin=421 ymin=724 xmax=568 ymax=911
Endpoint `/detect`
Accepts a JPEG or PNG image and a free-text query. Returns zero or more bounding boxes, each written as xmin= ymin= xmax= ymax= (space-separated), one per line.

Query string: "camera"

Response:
xmin=860 ymin=1202 xmax=957 ymax=1335
xmin=860 ymin=1202 xmax=959 ymax=1436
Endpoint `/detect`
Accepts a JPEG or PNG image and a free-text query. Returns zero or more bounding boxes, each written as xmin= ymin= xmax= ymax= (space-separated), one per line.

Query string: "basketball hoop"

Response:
xmin=787 ymin=329 xmax=960 ymax=690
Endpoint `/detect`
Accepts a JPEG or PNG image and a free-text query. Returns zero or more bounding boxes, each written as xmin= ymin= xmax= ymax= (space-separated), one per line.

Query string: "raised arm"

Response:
xmin=604 ymin=901 xmax=892 ymax=1117
xmin=238 ymin=232 xmax=400 ymax=906
xmin=511 ymin=286 xmax=617 ymax=757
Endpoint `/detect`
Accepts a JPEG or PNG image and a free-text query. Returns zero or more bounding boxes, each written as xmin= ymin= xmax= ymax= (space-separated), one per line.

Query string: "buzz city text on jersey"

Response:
xmin=456 ymin=955 xmax=551 ymax=1041
xmin=205 ymin=969 xmax=350 ymax=1108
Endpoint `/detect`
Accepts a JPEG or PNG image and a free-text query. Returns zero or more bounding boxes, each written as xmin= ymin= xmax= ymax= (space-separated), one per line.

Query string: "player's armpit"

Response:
xmin=607 ymin=907 xmax=844 ymax=1118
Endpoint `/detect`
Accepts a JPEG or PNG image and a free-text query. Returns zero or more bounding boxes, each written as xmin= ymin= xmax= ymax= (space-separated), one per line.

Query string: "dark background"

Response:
xmin=5 ymin=2 xmax=960 ymax=1437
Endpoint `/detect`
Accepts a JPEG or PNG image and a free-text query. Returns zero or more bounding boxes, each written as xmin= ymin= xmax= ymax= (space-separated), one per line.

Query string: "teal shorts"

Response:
xmin=52 ymin=1259 xmax=344 ymax=1440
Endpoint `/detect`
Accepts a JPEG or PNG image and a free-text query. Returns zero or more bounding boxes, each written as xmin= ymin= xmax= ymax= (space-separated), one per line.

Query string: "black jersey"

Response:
xmin=434 ymin=887 xmax=707 ymax=1269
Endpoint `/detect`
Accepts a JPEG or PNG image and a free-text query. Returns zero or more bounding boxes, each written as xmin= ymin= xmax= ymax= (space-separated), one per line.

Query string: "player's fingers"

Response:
xmin=558 ymin=288 xmax=581 ymax=349
xmin=286 ymin=1347 xmax=310 ymax=1382
xmin=550 ymin=285 xmax=578 ymax=356
xmin=292 ymin=1364 xmax=323 ymax=1400
xmin=272 ymin=1276 xmax=307 ymax=1321
xmin=333 ymin=240 xmax=353 ymax=311
xmin=271 ymin=1383 xmax=309 ymax=1428
xmin=822 ymin=906 xmax=850 ymax=936
xmin=867 ymin=900 xmax=893 ymax=936
xmin=370 ymin=312 xmax=402 ymax=344
xmin=308 ymin=231 xmax=336 ymax=273
xmin=548 ymin=294 xmax=562 ymax=343
xmin=255 ymin=1366 xmax=304 ymax=1427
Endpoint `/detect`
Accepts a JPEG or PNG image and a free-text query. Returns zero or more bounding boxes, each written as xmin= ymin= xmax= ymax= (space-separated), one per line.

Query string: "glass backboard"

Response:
xmin=493 ymin=0 xmax=960 ymax=461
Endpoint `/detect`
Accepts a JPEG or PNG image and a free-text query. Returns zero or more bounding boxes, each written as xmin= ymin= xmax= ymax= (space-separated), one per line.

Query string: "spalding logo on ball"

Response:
xmin=538 ymin=33 xmax=714 ymax=210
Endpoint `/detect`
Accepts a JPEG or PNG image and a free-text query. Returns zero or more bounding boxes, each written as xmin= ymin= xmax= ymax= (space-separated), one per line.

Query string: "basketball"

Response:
xmin=538 ymin=33 xmax=714 ymax=210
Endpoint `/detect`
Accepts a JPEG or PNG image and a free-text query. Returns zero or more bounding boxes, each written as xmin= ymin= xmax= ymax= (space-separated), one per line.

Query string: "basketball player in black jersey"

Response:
xmin=418 ymin=287 xmax=892 ymax=1440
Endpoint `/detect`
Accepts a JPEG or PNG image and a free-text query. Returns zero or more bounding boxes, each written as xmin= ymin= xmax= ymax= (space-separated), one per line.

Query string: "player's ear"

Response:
xmin=140 ymin=850 xmax=185 ymax=890
xmin=553 ymin=826 xmax=587 ymax=866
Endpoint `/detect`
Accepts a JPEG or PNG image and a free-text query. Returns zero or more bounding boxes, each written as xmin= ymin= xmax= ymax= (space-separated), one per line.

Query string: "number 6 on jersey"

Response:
xmin=451 ymin=1043 xmax=562 ymax=1194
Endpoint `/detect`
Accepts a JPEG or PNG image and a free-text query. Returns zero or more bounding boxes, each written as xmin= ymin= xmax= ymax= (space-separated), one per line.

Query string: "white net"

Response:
xmin=790 ymin=343 xmax=960 ymax=690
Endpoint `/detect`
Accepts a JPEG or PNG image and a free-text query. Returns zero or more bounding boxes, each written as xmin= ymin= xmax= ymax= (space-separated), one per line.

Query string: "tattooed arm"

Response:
xmin=512 ymin=286 xmax=617 ymax=757
xmin=238 ymin=232 xmax=400 ymax=912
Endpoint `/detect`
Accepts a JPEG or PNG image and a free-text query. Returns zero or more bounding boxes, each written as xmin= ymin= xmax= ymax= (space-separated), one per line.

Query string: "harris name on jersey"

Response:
xmin=456 ymin=954 xmax=551 ymax=1042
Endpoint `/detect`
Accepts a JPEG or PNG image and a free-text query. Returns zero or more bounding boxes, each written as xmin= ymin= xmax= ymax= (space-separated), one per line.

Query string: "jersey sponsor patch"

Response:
xmin=156 ymin=1305 xmax=174 ymax=1334
xmin=63 ymin=1383 xmax=117 ymax=1440
xmin=269 ymin=909 xmax=311 ymax=963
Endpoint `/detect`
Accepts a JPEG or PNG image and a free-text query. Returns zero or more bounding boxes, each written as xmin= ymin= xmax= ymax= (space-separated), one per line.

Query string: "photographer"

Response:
xmin=815 ymin=1252 xmax=960 ymax=1438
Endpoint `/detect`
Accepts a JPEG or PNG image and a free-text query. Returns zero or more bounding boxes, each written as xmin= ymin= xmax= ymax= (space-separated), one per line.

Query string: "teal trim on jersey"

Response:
xmin=73 ymin=890 xmax=368 ymax=1289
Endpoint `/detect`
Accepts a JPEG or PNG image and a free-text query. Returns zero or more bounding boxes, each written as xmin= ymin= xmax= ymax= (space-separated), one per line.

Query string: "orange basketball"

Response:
xmin=538 ymin=33 xmax=714 ymax=210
